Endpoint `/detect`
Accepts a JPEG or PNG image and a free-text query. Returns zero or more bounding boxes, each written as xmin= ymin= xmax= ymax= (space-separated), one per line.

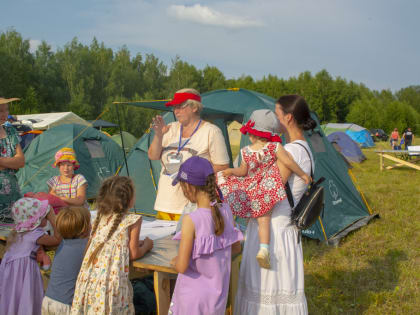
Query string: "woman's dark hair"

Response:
xmin=276 ymin=95 xmax=317 ymax=131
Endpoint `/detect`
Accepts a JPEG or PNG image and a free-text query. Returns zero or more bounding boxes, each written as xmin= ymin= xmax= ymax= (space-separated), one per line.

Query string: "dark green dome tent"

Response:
xmin=111 ymin=131 xmax=138 ymax=153
xmin=17 ymin=124 xmax=125 ymax=199
xmin=117 ymin=89 xmax=376 ymax=245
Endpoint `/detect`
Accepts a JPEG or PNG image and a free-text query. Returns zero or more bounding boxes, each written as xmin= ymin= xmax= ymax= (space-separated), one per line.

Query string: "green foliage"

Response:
xmin=396 ymin=85 xmax=420 ymax=113
xmin=0 ymin=29 xmax=419 ymax=137
xmin=347 ymin=96 xmax=420 ymax=134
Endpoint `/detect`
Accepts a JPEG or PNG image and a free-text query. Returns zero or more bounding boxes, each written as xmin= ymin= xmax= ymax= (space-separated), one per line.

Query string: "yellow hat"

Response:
xmin=53 ymin=147 xmax=80 ymax=170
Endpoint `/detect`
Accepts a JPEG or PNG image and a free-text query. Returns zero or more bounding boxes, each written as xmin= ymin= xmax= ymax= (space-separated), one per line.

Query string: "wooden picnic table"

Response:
xmin=375 ymin=150 xmax=420 ymax=171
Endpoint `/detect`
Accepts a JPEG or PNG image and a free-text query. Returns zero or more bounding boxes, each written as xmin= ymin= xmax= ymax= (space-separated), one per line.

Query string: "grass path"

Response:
xmin=303 ymin=140 xmax=420 ymax=314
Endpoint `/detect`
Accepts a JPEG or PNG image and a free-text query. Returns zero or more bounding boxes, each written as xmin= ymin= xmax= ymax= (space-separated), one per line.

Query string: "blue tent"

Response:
xmin=327 ymin=132 xmax=366 ymax=163
xmin=322 ymin=123 xmax=375 ymax=148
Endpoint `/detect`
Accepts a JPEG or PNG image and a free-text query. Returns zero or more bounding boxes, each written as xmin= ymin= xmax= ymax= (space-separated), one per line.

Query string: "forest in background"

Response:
xmin=1 ymin=29 xmax=419 ymax=137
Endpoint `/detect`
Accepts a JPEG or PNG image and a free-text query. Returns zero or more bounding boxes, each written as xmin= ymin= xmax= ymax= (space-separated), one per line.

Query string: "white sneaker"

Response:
xmin=256 ymin=247 xmax=271 ymax=269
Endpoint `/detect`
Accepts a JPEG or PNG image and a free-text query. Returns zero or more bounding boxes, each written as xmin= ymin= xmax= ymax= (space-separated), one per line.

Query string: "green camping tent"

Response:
xmin=117 ymin=88 xmax=375 ymax=244
xmin=17 ymin=124 xmax=125 ymax=199
xmin=111 ymin=131 xmax=138 ymax=153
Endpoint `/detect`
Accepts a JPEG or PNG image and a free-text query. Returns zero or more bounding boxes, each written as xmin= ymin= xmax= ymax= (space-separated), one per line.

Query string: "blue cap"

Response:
xmin=172 ymin=156 xmax=214 ymax=186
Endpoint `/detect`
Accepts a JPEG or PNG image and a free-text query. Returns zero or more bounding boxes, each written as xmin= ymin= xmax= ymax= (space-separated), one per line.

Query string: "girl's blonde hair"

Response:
xmin=180 ymin=174 xmax=224 ymax=236
xmin=86 ymin=176 xmax=135 ymax=266
xmin=5 ymin=230 xmax=22 ymax=252
xmin=176 ymin=88 xmax=203 ymax=115
xmin=56 ymin=206 xmax=91 ymax=239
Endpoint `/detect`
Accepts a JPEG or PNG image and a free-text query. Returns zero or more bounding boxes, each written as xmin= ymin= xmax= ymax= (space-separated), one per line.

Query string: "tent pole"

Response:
xmin=318 ymin=217 xmax=328 ymax=242
xmin=116 ymin=103 xmax=129 ymax=178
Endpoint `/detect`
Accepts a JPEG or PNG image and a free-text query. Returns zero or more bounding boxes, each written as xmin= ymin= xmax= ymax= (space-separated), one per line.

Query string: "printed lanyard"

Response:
xmin=178 ymin=120 xmax=202 ymax=153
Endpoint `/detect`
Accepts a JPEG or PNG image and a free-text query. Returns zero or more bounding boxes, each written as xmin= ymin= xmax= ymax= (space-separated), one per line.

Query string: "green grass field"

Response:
xmin=232 ymin=140 xmax=420 ymax=314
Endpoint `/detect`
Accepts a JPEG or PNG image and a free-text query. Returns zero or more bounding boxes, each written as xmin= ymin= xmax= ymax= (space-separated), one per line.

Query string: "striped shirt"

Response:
xmin=47 ymin=174 xmax=87 ymax=199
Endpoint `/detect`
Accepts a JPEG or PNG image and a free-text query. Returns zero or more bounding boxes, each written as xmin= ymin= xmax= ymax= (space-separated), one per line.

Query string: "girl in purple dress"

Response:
xmin=169 ymin=156 xmax=244 ymax=315
xmin=0 ymin=197 xmax=62 ymax=315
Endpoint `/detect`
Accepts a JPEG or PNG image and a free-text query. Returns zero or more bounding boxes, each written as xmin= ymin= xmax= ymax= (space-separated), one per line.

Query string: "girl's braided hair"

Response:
xmin=86 ymin=176 xmax=134 ymax=266
xmin=182 ymin=174 xmax=224 ymax=236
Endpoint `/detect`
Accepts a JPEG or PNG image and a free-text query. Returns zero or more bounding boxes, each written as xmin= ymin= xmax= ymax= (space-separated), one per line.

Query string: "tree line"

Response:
xmin=1 ymin=29 xmax=419 ymax=137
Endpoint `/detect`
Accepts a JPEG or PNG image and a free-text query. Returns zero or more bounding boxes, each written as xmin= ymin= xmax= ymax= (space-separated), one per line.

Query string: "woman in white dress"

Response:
xmin=234 ymin=95 xmax=317 ymax=315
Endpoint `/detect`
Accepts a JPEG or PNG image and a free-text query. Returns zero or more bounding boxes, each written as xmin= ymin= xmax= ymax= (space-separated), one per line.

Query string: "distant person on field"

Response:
xmin=402 ymin=128 xmax=414 ymax=150
xmin=390 ymin=128 xmax=399 ymax=150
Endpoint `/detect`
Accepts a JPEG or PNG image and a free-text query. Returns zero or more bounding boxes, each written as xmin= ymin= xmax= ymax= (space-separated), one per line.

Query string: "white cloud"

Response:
xmin=167 ymin=4 xmax=263 ymax=29
xmin=29 ymin=39 xmax=41 ymax=53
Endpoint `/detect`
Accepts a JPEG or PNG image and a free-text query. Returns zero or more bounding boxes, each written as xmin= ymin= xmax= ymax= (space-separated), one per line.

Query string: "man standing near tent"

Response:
xmin=148 ymin=88 xmax=230 ymax=221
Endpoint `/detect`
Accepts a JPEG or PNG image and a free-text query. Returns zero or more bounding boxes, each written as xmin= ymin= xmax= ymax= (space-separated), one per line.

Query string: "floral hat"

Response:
xmin=53 ymin=147 xmax=80 ymax=170
xmin=12 ymin=197 xmax=51 ymax=232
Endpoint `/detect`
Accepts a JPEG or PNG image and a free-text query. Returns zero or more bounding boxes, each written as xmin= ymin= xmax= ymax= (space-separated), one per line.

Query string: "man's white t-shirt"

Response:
xmin=154 ymin=121 xmax=230 ymax=214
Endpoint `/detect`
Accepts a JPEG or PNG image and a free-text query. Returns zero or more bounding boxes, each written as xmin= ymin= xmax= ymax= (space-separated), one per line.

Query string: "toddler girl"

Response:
xmin=0 ymin=197 xmax=62 ymax=315
xmin=47 ymin=147 xmax=88 ymax=208
xmin=169 ymin=156 xmax=243 ymax=315
xmin=71 ymin=176 xmax=153 ymax=314
xmin=217 ymin=109 xmax=310 ymax=269
xmin=42 ymin=206 xmax=91 ymax=315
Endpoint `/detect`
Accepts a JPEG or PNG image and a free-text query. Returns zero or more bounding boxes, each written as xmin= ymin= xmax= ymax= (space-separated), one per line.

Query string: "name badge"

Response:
xmin=165 ymin=152 xmax=183 ymax=175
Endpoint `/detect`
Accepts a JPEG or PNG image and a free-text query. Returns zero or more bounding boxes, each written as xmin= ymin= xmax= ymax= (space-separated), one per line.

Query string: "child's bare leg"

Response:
xmin=257 ymin=212 xmax=271 ymax=245
xmin=256 ymin=211 xmax=272 ymax=269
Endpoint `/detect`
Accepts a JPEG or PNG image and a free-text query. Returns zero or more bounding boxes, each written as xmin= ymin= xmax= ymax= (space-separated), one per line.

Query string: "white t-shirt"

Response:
xmin=274 ymin=140 xmax=315 ymax=213
xmin=154 ymin=121 xmax=230 ymax=214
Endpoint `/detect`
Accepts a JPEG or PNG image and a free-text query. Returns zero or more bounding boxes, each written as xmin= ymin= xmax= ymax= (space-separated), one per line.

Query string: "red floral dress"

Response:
xmin=217 ymin=142 xmax=286 ymax=218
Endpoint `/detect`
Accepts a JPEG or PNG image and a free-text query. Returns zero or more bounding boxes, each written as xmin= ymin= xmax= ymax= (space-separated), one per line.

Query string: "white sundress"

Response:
xmin=234 ymin=140 xmax=313 ymax=315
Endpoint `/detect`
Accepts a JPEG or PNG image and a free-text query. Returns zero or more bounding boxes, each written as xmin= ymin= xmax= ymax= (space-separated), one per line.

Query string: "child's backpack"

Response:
xmin=285 ymin=143 xmax=325 ymax=243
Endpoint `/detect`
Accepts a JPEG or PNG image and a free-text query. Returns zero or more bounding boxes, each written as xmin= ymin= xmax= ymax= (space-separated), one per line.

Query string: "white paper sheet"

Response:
xmin=89 ymin=211 xmax=176 ymax=240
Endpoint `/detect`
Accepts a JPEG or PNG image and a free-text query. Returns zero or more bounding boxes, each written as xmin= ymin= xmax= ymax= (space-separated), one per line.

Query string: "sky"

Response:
xmin=1 ymin=0 xmax=419 ymax=91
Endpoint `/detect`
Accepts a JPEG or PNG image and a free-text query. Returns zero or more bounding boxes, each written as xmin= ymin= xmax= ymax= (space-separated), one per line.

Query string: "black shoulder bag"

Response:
xmin=285 ymin=142 xmax=325 ymax=243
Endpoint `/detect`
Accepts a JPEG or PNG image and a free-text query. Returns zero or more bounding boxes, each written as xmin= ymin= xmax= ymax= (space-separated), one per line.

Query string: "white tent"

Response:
xmin=16 ymin=112 xmax=91 ymax=130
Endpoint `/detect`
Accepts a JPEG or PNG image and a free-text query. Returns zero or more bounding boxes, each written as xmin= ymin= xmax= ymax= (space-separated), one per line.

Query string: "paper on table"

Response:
xmin=89 ymin=211 xmax=176 ymax=241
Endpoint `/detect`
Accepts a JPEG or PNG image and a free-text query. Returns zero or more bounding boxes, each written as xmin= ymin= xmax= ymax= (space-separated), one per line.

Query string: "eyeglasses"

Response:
xmin=171 ymin=103 xmax=189 ymax=111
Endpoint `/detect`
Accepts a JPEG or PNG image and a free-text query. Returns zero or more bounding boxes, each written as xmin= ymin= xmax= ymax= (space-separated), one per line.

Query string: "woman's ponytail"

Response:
xmin=276 ymin=95 xmax=317 ymax=131
xmin=303 ymin=117 xmax=317 ymax=131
